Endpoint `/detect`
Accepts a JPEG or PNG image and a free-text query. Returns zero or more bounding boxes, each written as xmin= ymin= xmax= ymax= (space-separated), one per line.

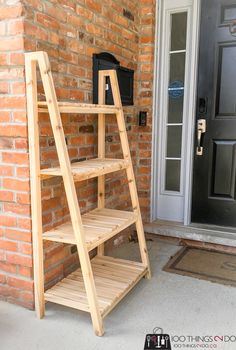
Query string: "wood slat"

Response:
xmin=44 ymin=255 xmax=147 ymax=316
xmin=38 ymin=101 xmax=120 ymax=114
xmin=40 ymin=158 xmax=130 ymax=181
xmin=43 ymin=208 xmax=137 ymax=251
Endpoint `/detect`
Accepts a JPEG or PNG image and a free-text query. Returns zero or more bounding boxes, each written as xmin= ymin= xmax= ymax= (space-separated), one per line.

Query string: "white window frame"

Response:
xmin=151 ymin=0 xmax=201 ymax=224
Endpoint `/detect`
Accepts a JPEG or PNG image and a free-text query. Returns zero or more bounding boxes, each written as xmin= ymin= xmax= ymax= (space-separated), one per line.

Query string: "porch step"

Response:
xmin=144 ymin=220 xmax=236 ymax=247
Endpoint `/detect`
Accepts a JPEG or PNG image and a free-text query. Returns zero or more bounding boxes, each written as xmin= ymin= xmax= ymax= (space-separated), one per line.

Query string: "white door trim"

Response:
xmin=151 ymin=0 xmax=201 ymax=224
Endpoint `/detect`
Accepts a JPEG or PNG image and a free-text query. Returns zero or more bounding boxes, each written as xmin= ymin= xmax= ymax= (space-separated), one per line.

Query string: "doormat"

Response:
xmin=163 ymin=247 xmax=236 ymax=287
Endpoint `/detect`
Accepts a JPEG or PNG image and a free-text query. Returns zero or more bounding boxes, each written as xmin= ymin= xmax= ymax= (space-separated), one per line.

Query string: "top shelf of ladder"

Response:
xmin=38 ymin=101 xmax=121 ymax=114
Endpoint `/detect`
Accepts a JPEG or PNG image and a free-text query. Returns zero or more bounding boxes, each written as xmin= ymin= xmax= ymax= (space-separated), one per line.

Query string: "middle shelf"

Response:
xmin=43 ymin=208 xmax=137 ymax=251
xmin=40 ymin=158 xmax=130 ymax=181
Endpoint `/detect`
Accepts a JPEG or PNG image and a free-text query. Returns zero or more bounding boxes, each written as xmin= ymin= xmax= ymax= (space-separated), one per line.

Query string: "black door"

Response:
xmin=192 ymin=0 xmax=236 ymax=226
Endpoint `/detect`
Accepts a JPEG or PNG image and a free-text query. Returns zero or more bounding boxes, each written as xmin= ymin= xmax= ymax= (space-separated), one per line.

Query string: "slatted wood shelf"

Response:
xmin=43 ymin=208 xmax=137 ymax=251
xmin=40 ymin=158 xmax=130 ymax=181
xmin=38 ymin=101 xmax=120 ymax=114
xmin=44 ymin=255 xmax=147 ymax=317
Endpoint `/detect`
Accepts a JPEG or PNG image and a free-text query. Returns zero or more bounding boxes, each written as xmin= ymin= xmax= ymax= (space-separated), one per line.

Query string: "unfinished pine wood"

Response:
xmin=109 ymin=70 xmax=151 ymax=279
xmin=43 ymin=208 xmax=137 ymax=251
xmin=44 ymin=255 xmax=147 ymax=317
xmin=27 ymin=51 xmax=104 ymax=336
xmin=25 ymin=55 xmax=45 ymax=319
xmin=38 ymin=101 xmax=120 ymax=114
xmin=25 ymin=51 xmax=151 ymax=336
xmin=97 ymin=71 xmax=106 ymax=256
xmin=40 ymin=158 xmax=129 ymax=181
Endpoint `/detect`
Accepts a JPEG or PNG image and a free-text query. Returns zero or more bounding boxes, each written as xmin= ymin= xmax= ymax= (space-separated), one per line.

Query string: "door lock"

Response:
xmin=196 ymin=119 xmax=206 ymax=156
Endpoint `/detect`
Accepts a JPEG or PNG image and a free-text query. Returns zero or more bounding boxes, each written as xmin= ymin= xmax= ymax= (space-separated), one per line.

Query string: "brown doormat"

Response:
xmin=163 ymin=247 xmax=236 ymax=287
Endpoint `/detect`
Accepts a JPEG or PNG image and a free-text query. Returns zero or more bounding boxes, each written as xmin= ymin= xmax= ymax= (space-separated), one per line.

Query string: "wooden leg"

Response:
xmin=25 ymin=56 xmax=45 ymax=317
xmin=108 ymin=70 xmax=151 ymax=278
xmin=97 ymin=71 xmax=106 ymax=256
xmin=36 ymin=52 xmax=104 ymax=335
xmin=126 ymin=165 xmax=152 ymax=279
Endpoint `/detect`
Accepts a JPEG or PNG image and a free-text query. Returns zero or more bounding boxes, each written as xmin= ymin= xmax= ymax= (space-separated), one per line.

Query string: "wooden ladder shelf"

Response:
xmin=25 ymin=51 xmax=151 ymax=336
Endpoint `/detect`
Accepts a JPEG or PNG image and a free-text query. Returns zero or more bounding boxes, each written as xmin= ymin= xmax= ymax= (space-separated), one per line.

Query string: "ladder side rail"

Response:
xmin=108 ymin=70 xmax=151 ymax=278
xmin=25 ymin=52 xmax=104 ymax=336
xmin=97 ymin=71 xmax=106 ymax=256
xmin=25 ymin=55 xmax=45 ymax=318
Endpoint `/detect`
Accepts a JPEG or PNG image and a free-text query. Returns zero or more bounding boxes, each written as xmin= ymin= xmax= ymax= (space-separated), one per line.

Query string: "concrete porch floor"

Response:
xmin=1 ymin=239 xmax=236 ymax=350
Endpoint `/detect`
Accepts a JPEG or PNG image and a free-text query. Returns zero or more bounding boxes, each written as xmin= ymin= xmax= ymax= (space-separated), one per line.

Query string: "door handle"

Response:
xmin=196 ymin=119 xmax=206 ymax=156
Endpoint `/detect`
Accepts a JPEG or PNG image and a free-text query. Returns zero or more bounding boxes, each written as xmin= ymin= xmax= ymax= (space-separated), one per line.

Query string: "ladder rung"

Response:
xmin=40 ymin=158 xmax=130 ymax=181
xmin=43 ymin=208 xmax=138 ymax=251
xmin=38 ymin=101 xmax=121 ymax=114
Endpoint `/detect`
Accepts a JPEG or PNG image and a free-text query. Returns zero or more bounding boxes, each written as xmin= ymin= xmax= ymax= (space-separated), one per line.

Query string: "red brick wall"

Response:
xmin=0 ymin=1 xmax=33 ymax=308
xmin=0 ymin=0 xmax=156 ymax=308
xmin=137 ymin=0 xmax=156 ymax=218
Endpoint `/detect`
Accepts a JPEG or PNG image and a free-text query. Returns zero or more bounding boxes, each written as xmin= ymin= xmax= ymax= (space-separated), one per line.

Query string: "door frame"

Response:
xmin=151 ymin=0 xmax=201 ymax=224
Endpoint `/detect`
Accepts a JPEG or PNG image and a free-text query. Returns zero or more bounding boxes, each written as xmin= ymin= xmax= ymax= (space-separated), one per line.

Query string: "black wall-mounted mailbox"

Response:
xmin=93 ymin=52 xmax=134 ymax=106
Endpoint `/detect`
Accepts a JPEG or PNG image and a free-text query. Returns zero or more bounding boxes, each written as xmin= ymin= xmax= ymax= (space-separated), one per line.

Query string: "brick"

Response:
xmin=0 ymin=53 xmax=7 ymax=65
xmin=0 ymin=251 xmax=6 ymax=262
xmin=0 ymin=111 xmax=10 ymax=122
xmin=9 ymin=53 xmax=24 ymax=65
xmin=0 ymin=137 xmax=13 ymax=149
xmin=18 ymin=266 xmax=33 ymax=278
xmin=8 ymin=276 xmax=33 ymax=291
xmin=19 ymin=290 xmax=34 ymax=303
xmin=3 ymin=178 xmax=30 ymax=192
xmin=0 ymin=125 xmax=27 ymax=138
xmin=4 ymin=203 xmax=30 ymax=216
xmin=0 ymin=285 xmax=20 ymax=298
xmin=0 ymin=67 xmax=24 ymax=80
xmin=0 ymin=36 xmax=24 ymax=51
xmin=0 ymin=274 xmax=6 ymax=284
xmin=0 ymin=96 xmax=26 ymax=108
xmin=0 ymin=81 xmax=8 ymax=94
xmin=79 ymin=125 xmax=94 ymax=133
xmin=45 ymin=264 xmax=63 ymax=284
xmin=0 ymin=4 xmax=23 ymax=19
xmin=7 ymin=297 xmax=34 ymax=310
xmin=8 ymin=19 xmax=24 ymax=35
xmin=0 ymin=215 xmax=16 ymax=227
xmin=16 ymin=193 xmax=30 ymax=204
xmin=0 ymin=239 xmax=17 ymax=252
xmin=42 ymin=197 xmax=60 ymax=212
xmin=85 ymin=0 xmax=102 ymax=13
xmin=36 ymin=13 xmax=59 ymax=30
xmin=5 ymin=229 xmax=31 ymax=243
xmin=0 ymin=261 xmax=17 ymax=273
xmin=7 ymin=254 xmax=33 ymax=268
xmin=19 ymin=243 xmax=32 ymax=255
xmin=17 ymin=218 xmax=31 ymax=230
xmin=2 ymin=152 xmax=29 ymax=165
xmin=11 ymin=81 xmax=26 ymax=94
xmin=16 ymin=167 xmax=30 ymax=178
xmin=0 ymin=191 xmax=14 ymax=202
xmin=13 ymin=111 xmax=27 ymax=123
xmin=15 ymin=139 xmax=28 ymax=150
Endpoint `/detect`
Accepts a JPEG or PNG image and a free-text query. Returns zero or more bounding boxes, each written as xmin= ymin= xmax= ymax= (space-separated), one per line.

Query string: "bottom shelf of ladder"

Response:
xmin=44 ymin=255 xmax=148 ymax=318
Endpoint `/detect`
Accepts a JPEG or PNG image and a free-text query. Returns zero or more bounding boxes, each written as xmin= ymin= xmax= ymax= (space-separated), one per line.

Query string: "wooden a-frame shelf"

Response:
xmin=43 ymin=208 xmax=137 ymax=251
xmin=25 ymin=51 xmax=151 ymax=337
xmin=40 ymin=158 xmax=130 ymax=181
